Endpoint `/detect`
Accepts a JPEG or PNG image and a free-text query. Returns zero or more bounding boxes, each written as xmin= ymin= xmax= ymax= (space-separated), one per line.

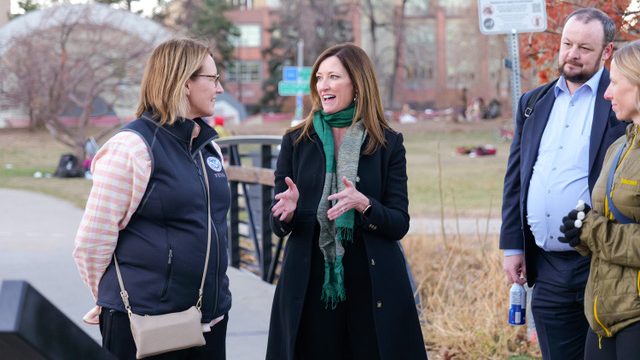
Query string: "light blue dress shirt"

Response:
xmin=524 ymin=67 xmax=604 ymax=252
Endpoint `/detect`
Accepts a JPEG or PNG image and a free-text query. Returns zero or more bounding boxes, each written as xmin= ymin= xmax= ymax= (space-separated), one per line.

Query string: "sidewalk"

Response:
xmin=0 ymin=188 xmax=273 ymax=360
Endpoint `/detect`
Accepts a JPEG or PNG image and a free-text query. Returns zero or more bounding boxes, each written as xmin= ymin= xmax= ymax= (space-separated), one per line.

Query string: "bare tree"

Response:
xmin=260 ymin=0 xmax=354 ymax=111
xmin=0 ymin=4 xmax=167 ymax=163
xmin=387 ymin=0 xmax=407 ymax=110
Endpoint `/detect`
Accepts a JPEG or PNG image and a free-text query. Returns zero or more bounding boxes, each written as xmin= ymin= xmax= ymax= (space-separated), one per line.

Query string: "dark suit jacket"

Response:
xmin=499 ymin=69 xmax=627 ymax=286
xmin=265 ymin=125 xmax=427 ymax=360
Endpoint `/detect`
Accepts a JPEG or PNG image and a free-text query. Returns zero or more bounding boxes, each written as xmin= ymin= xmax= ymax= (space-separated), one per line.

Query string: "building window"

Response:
xmin=445 ymin=19 xmax=479 ymax=89
xmin=405 ymin=0 xmax=429 ymax=17
xmin=228 ymin=0 xmax=253 ymax=9
xmin=404 ymin=22 xmax=436 ymax=89
xmin=226 ymin=61 xmax=262 ymax=83
xmin=232 ymin=24 xmax=261 ymax=47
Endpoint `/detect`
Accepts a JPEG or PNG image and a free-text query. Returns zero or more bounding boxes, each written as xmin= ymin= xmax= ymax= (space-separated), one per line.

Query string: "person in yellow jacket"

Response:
xmin=559 ymin=40 xmax=640 ymax=359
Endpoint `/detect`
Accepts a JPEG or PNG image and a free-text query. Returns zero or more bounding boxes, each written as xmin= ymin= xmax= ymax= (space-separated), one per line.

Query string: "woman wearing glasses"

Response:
xmin=73 ymin=38 xmax=231 ymax=359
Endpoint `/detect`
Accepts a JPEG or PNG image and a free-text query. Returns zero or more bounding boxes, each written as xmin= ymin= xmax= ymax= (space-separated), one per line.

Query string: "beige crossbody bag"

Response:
xmin=114 ymin=152 xmax=213 ymax=359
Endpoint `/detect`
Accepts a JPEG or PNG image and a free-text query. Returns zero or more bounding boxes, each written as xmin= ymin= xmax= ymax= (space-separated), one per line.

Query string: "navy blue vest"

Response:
xmin=97 ymin=113 xmax=231 ymax=322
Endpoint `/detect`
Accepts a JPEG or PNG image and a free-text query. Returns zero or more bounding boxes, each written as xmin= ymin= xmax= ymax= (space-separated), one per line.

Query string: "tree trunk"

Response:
xmin=387 ymin=0 xmax=407 ymax=110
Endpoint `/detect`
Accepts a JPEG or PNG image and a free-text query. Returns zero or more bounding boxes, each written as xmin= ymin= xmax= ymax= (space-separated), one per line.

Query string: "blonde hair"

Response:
xmin=293 ymin=43 xmax=389 ymax=154
xmin=136 ymin=38 xmax=212 ymax=125
xmin=612 ymin=40 xmax=640 ymax=114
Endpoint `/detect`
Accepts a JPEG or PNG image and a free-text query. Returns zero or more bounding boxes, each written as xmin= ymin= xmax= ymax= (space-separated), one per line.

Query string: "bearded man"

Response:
xmin=499 ymin=7 xmax=627 ymax=360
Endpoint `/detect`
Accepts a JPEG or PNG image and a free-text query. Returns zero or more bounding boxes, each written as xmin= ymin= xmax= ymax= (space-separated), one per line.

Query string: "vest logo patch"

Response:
xmin=207 ymin=156 xmax=222 ymax=172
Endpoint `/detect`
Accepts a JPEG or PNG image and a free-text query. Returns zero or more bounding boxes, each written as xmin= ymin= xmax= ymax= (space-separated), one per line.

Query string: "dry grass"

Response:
xmin=404 ymin=233 xmax=540 ymax=360
xmin=0 ymin=121 xmax=539 ymax=358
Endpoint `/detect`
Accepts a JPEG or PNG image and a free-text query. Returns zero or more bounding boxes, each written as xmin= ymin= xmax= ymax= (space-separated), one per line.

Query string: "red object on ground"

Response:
xmin=456 ymin=145 xmax=497 ymax=157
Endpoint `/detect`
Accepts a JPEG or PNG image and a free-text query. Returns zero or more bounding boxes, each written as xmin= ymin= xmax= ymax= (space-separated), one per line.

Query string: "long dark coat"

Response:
xmin=266 ymin=125 xmax=428 ymax=360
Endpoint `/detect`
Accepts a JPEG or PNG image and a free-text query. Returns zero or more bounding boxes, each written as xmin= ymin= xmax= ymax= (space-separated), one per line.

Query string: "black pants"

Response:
xmin=99 ymin=308 xmax=228 ymax=360
xmin=295 ymin=234 xmax=381 ymax=360
xmin=532 ymin=249 xmax=590 ymax=360
xmin=585 ymin=321 xmax=640 ymax=360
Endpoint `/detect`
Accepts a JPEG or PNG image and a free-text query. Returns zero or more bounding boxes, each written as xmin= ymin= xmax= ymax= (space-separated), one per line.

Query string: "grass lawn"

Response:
xmin=0 ymin=120 xmax=512 ymax=216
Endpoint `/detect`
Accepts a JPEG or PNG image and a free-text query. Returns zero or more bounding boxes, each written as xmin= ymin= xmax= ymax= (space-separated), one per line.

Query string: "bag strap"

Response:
xmin=196 ymin=151 xmax=212 ymax=310
xmin=605 ymin=142 xmax=635 ymax=224
xmin=523 ymin=79 xmax=557 ymax=119
xmin=114 ymin=150 xmax=213 ymax=314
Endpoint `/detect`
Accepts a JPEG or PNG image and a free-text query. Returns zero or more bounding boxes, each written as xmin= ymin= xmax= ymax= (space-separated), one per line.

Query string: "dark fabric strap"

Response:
xmin=605 ymin=143 xmax=635 ymax=224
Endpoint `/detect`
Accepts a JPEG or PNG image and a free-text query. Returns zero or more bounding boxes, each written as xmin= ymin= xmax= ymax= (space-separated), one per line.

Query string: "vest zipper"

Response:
xmin=637 ymin=271 xmax=640 ymax=296
xmin=160 ymin=248 xmax=173 ymax=298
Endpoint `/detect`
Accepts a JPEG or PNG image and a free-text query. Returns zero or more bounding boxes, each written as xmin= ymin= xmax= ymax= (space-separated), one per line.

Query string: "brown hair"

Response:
xmin=135 ymin=38 xmax=212 ymax=125
xmin=292 ymin=43 xmax=389 ymax=154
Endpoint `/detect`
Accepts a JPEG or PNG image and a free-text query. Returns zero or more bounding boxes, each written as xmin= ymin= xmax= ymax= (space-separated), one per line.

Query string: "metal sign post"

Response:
xmin=295 ymin=40 xmax=304 ymax=121
xmin=509 ymin=30 xmax=521 ymax=126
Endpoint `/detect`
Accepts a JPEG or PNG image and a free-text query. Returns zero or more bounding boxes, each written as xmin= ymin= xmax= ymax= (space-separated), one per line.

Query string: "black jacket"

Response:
xmin=266 ymin=125 xmax=427 ymax=360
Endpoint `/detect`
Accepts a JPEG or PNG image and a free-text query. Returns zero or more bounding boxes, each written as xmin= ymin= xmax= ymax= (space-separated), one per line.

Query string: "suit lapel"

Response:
xmin=589 ymin=69 xmax=611 ymax=174
xmin=522 ymin=87 xmax=556 ymax=185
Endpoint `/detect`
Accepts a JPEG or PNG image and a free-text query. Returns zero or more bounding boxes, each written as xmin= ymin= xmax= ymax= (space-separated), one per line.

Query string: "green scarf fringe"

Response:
xmin=321 ymin=256 xmax=346 ymax=309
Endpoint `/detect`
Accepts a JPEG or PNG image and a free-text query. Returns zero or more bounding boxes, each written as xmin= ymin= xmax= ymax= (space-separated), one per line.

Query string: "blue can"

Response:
xmin=508 ymin=283 xmax=526 ymax=325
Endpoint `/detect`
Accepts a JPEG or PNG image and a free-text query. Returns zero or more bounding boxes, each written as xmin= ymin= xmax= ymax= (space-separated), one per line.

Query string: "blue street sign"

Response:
xmin=282 ymin=66 xmax=312 ymax=82
xmin=283 ymin=67 xmax=298 ymax=81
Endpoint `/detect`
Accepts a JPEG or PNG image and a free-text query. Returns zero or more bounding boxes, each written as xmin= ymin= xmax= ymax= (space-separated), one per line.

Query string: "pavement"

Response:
xmin=0 ymin=188 xmax=274 ymax=360
xmin=0 ymin=187 xmax=502 ymax=359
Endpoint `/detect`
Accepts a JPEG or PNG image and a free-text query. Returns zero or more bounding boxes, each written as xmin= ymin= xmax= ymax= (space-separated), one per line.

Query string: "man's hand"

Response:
xmin=503 ymin=254 xmax=527 ymax=285
xmin=559 ymin=203 xmax=591 ymax=247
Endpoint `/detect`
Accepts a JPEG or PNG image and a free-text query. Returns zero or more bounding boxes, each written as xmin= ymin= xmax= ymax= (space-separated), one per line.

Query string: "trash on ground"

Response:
xmin=456 ymin=144 xmax=497 ymax=157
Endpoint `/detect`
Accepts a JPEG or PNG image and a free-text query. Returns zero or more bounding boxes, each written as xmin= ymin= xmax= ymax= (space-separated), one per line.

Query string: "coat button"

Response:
xmin=370 ymin=258 xmax=375 ymax=266
xmin=355 ymin=176 xmax=360 ymax=182
xmin=368 ymin=224 xmax=375 ymax=230
xmin=376 ymin=300 xmax=383 ymax=308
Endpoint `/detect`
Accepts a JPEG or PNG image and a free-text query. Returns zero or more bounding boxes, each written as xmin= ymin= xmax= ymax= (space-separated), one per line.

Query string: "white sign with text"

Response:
xmin=478 ymin=0 xmax=547 ymax=35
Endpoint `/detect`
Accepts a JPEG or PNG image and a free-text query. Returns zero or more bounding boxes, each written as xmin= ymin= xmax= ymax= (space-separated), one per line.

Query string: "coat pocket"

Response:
xmin=160 ymin=248 xmax=174 ymax=299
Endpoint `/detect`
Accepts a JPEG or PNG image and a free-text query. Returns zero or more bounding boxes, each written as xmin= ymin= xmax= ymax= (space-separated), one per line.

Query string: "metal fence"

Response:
xmin=217 ymin=135 xmax=283 ymax=284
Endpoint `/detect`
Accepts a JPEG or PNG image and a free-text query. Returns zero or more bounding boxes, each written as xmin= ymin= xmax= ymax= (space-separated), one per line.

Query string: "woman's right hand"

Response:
xmin=272 ymin=177 xmax=299 ymax=223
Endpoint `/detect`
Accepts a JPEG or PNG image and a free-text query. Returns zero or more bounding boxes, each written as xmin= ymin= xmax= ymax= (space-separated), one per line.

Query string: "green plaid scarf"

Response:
xmin=313 ymin=103 xmax=365 ymax=308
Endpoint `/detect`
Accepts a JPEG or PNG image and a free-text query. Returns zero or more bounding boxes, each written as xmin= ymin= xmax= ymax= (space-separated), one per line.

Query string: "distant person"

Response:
xmin=73 ymin=38 xmax=231 ymax=359
xmin=399 ymin=103 xmax=417 ymax=123
xmin=266 ymin=43 xmax=427 ymax=360
xmin=500 ymin=8 xmax=627 ymax=359
xmin=486 ymin=98 xmax=502 ymax=119
xmin=559 ymin=39 xmax=640 ymax=360
xmin=467 ymin=97 xmax=486 ymax=121
xmin=459 ymin=87 xmax=468 ymax=121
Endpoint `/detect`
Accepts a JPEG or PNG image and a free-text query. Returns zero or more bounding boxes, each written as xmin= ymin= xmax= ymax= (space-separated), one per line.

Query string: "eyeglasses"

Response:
xmin=196 ymin=74 xmax=221 ymax=86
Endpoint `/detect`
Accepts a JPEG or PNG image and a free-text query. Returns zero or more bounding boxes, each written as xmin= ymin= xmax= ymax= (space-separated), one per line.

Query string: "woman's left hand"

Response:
xmin=327 ymin=176 xmax=369 ymax=221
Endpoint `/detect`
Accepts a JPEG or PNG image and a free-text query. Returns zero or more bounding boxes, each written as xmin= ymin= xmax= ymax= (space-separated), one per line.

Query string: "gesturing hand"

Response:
xmin=326 ymin=176 xmax=369 ymax=221
xmin=559 ymin=202 xmax=591 ymax=247
xmin=272 ymin=177 xmax=299 ymax=223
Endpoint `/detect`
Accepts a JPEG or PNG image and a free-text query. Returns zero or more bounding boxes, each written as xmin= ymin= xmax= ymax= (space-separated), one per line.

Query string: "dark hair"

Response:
xmin=565 ymin=7 xmax=616 ymax=45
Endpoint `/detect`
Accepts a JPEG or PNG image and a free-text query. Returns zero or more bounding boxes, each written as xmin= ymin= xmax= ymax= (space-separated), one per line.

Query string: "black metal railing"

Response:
xmin=216 ymin=135 xmax=284 ymax=283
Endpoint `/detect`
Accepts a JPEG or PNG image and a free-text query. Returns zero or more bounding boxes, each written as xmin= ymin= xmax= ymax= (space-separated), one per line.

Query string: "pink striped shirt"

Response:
xmin=73 ymin=131 xmax=151 ymax=301
xmin=73 ymin=126 xmax=224 ymax=328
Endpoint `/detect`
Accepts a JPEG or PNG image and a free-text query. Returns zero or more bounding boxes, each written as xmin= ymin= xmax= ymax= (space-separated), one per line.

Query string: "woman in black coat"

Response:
xmin=266 ymin=43 xmax=428 ymax=360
